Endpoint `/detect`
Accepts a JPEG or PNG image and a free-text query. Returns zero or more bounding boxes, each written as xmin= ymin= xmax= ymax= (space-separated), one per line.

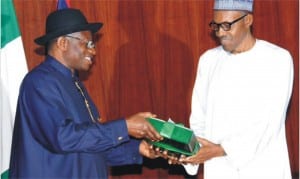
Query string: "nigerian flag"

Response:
xmin=0 ymin=0 xmax=28 ymax=178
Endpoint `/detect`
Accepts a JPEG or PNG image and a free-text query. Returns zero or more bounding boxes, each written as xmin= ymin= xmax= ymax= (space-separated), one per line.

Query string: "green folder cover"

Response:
xmin=146 ymin=117 xmax=200 ymax=156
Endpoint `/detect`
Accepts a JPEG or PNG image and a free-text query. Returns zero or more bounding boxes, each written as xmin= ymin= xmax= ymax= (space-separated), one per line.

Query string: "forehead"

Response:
xmin=72 ymin=31 xmax=93 ymax=39
xmin=213 ymin=10 xmax=244 ymax=22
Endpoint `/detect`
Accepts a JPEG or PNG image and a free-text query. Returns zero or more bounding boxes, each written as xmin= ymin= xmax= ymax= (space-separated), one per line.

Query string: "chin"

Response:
xmin=80 ymin=67 xmax=91 ymax=72
xmin=222 ymin=46 xmax=232 ymax=52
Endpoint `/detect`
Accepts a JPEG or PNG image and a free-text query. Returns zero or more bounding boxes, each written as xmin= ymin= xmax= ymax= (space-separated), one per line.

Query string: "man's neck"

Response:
xmin=231 ymin=35 xmax=256 ymax=54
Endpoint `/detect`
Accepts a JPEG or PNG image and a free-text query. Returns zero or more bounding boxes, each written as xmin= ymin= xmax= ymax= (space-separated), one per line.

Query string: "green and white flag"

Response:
xmin=1 ymin=0 xmax=28 ymax=178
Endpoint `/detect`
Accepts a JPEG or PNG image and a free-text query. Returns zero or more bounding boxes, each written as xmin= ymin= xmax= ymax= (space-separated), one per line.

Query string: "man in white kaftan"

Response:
xmin=182 ymin=0 xmax=294 ymax=179
xmin=190 ymin=40 xmax=293 ymax=179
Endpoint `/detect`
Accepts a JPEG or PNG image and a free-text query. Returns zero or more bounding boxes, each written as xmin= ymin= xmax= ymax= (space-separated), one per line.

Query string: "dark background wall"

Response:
xmin=13 ymin=0 xmax=299 ymax=178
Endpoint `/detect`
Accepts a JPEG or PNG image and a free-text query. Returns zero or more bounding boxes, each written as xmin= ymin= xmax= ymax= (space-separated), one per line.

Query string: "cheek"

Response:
xmin=232 ymin=25 xmax=248 ymax=40
xmin=65 ymin=46 xmax=84 ymax=68
xmin=223 ymin=29 xmax=241 ymax=46
xmin=72 ymin=44 xmax=84 ymax=55
xmin=69 ymin=45 xmax=85 ymax=61
xmin=232 ymin=30 xmax=247 ymax=47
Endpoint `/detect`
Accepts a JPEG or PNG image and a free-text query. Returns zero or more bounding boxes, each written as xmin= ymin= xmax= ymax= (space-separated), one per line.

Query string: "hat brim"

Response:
xmin=34 ymin=22 xmax=103 ymax=45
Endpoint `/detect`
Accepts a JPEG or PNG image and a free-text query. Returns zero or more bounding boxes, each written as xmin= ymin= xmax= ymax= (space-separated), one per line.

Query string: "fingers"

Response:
xmin=197 ymin=137 xmax=209 ymax=145
xmin=138 ymin=112 xmax=156 ymax=118
xmin=147 ymin=145 xmax=193 ymax=165
xmin=132 ymin=121 xmax=162 ymax=140
xmin=144 ymin=122 xmax=163 ymax=141
xmin=179 ymin=152 xmax=206 ymax=165
xmin=126 ymin=112 xmax=162 ymax=141
xmin=151 ymin=146 xmax=184 ymax=165
xmin=141 ymin=113 xmax=162 ymax=141
xmin=139 ymin=140 xmax=154 ymax=159
xmin=167 ymin=154 xmax=180 ymax=164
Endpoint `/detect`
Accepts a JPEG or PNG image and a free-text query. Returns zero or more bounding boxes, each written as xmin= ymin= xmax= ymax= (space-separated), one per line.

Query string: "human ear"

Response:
xmin=56 ymin=36 xmax=68 ymax=51
xmin=245 ymin=14 xmax=253 ymax=27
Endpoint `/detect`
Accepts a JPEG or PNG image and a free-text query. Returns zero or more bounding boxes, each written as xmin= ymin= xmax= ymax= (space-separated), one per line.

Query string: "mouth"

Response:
xmin=220 ymin=37 xmax=229 ymax=42
xmin=220 ymin=38 xmax=232 ymax=47
xmin=85 ymin=56 xmax=92 ymax=63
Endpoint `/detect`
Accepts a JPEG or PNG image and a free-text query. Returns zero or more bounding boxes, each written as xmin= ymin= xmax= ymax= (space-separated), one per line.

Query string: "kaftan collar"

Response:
xmin=45 ymin=55 xmax=77 ymax=79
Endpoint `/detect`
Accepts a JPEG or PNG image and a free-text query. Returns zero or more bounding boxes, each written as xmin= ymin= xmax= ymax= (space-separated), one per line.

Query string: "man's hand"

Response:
xmin=151 ymin=146 xmax=185 ymax=165
xmin=126 ymin=112 xmax=163 ymax=141
xmin=139 ymin=141 xmax=184 ymax=165
xmin=139 ymin=140 xmax=160 ymax=159
xmin=180 ymin=137 xmax=225 ymax=164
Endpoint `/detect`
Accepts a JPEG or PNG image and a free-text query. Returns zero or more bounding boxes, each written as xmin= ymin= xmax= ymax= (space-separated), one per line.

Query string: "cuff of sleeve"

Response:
xmin=104 ymin=138 xmax=143 ymax=166
xmin=104 ymin=118 xmax=130 ymax=145
xmin=126 ymin=139 xmax=143 ymax=164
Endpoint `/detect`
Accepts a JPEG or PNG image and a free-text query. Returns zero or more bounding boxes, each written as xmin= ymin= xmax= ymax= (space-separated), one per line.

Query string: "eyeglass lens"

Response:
xmin=65 ymin=35 xmax=95 ymax=49
xmin=209 ymin=14 xmax=248 ymax=31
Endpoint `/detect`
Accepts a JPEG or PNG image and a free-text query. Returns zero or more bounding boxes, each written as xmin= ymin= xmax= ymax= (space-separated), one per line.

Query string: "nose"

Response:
xmin=88 ymin=47 xmax=96 ymax=56
xmin=215 ymin=28 xmax=227 ymax=38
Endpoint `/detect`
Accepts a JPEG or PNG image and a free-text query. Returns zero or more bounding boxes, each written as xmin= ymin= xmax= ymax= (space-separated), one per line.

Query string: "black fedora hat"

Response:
xmin=34 ymin=8 xmax=103 ymax=45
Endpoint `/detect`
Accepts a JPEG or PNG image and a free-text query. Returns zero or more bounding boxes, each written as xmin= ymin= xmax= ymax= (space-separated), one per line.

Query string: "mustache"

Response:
xmin=219 ymin=36 xmax=231 ymax=41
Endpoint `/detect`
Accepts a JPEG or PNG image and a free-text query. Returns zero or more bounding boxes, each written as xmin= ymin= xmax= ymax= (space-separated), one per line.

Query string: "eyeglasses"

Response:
xmin=209 ymin=14 xmax=248 ymax=32
xmin=65 ymin=35 xmax=95 ymax=49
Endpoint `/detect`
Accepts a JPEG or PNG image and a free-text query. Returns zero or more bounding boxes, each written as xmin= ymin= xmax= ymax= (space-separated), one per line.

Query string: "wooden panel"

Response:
xmin=13 ymin=0 xmax=299 ymax=178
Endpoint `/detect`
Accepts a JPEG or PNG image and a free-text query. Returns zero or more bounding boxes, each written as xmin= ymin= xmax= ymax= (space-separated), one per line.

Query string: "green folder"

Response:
xmin=146 ymin=117 xmax=200 ymax=157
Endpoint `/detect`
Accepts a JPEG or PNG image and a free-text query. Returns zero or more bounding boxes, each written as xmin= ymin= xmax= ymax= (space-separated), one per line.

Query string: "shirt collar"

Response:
xmin=45 ymin=55 xmax=77 ymax=79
